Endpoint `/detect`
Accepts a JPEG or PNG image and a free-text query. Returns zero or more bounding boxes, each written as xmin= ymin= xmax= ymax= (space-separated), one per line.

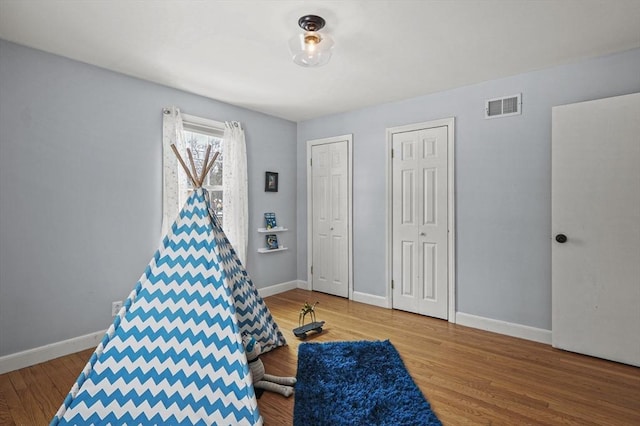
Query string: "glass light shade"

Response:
xmin=288 ymin=31 xmax=334 ymax=67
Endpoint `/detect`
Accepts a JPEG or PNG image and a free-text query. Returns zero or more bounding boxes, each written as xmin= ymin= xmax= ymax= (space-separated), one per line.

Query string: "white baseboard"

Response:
xmin=352 ymin=291 xmax=389 ymax=308
xmin=3 ymin=283 xmax=551 ymax=374
xmin=296 ymin=280 xmax=311 ymax=291
xmin=291 ymin=284 xmax=389 ymax=309
xmin=0 ymin=329 xmax=106 ymax=374
xmin=257 ymin=280 xmax=300 ymax=298
xmin=0 ymin=280 xmax=302 ymax=374
xmin=456 ymin=312 xmax=552 ymax=344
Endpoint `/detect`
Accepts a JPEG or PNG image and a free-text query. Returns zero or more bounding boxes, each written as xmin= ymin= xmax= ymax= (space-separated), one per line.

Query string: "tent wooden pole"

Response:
xmin=201 ymin=152 xmax=220 ymax=183
xmin=198 ymin=144 xmax=212 ymax=187
xmin=170 ymin=144 xmax=199 ymax=187
xmin=186 ymin=148 xmax=198 ymax=184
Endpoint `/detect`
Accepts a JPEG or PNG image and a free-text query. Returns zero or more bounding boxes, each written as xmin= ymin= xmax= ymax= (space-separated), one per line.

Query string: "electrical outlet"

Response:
xmin=111 ymin=300 xmax=123 ymax=317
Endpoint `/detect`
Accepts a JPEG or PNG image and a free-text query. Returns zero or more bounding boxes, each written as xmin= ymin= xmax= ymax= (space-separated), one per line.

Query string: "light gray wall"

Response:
xmin=296 ymin=48 xmax=640 ymax=331
xmin=0 ymin=40 xmax=297 ymax=357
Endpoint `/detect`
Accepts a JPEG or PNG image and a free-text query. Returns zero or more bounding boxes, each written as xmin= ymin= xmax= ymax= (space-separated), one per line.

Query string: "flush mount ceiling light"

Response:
xmin=288 ymin=14 xmax=334 ymax=67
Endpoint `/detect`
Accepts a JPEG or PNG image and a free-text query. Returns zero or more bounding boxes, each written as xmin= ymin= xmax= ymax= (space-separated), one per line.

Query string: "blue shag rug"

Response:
xmin=293 ymin=340 xmax=441 ymax=425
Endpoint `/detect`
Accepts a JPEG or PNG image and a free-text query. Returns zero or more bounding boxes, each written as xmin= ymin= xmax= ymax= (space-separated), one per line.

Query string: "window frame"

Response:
xmin=181 ymin=113 xmax=225 ymax=221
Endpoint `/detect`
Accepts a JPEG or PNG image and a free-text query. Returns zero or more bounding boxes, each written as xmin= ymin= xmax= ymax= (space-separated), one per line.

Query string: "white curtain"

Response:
xmin=161 ymin=107 xmax=189 ymax=238
xmin=223 ymin=121 xmax=248 ymax=265
xmin=161 ymin=108 xmax=249 ymax=266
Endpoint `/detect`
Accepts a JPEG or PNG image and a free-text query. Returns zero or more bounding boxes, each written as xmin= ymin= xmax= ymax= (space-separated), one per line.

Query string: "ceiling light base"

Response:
xmin=298 ymin=15 xmax=325 ymax=32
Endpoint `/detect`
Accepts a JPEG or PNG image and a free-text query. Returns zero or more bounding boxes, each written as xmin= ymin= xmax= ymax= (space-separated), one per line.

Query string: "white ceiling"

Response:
xmin=1 ymin=0 xmax=639 ymax=122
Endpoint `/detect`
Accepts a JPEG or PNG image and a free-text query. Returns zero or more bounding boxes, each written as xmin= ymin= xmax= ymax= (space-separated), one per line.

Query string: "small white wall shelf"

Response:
xmin=257 ymin=226 xmax=288 ymax=253
xmin=257 ymin=247 xmax=288 ymax=253
xmin=257 ymin=227 xmax=288 ymax=233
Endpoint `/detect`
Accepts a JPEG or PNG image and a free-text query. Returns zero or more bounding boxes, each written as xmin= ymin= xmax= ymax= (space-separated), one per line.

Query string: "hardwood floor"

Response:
xmin=1 ymin=288 xmax=638 ymax=425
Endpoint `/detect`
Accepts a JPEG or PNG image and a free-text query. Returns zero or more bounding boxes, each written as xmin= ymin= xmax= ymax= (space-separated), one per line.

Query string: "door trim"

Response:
xmin=306 ymin=134 xmax=353 ymax=299
xmin=386 ymin=118 xmax=456 ymax=322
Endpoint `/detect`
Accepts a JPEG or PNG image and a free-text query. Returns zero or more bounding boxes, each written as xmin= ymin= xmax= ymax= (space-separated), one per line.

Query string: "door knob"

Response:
xmin=555 ymin=234 xmax=568 ymax=243
xmin=420 ymin=232 xmax=426 ymax=236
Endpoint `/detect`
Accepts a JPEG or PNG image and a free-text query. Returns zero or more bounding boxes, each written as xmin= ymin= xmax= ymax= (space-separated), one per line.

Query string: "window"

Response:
xmin=182 ymin=114 xmax=225 ymax=225
xmin=162 ymin=106 xmax=248 ymax=264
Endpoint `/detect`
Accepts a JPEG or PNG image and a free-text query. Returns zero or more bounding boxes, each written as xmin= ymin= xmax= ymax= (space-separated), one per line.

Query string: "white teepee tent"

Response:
xmin=51 ymin=147 xmax=286 ymax=425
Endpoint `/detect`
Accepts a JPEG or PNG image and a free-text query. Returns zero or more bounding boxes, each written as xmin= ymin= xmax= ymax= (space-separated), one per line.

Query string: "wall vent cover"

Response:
xmin=485 ymin=93 xmax=522 ymax=119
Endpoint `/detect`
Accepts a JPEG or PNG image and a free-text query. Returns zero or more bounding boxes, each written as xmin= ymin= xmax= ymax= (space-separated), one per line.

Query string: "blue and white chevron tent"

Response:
xmin=51 ymin=188 xmax=286 ymax=425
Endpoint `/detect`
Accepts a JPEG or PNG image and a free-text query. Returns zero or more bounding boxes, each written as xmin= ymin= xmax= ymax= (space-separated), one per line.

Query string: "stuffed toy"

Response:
xmin=242 ymin=334 xmax=296 ymax=397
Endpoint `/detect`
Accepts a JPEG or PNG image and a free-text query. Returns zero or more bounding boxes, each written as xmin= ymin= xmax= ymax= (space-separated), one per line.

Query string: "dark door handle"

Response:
xmin=555 ymin=234 xmax=568 ymax=243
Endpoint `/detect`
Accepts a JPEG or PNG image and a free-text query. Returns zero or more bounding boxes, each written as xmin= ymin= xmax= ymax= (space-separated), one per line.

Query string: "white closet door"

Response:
xmin=392 ymin=126 xmax=449 ymax=319
xmin=311 ymin=140 xmax=349 ymax=298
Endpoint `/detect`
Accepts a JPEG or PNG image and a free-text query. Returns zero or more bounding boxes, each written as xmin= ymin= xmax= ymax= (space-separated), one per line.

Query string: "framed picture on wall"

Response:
xmin=265 ymin=171 xmax=278 ymax=192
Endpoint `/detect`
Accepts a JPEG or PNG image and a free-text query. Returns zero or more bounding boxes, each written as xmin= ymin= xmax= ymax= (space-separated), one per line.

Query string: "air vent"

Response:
xmin=485 ymin=93 xmax=522 ymax=119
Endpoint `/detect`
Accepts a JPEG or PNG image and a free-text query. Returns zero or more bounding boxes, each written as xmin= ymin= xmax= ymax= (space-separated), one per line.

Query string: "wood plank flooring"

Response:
xmin=1 ymin=289 xmax=638 ymax=425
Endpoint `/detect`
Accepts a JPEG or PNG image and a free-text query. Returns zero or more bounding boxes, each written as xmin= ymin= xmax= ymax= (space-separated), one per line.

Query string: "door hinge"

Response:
xmin=391 ymin=279 xmax=394 ymax=289
xmin=311 ymin=265 xmax=313 ymax=275
xmin=310 ymin=158 xmax=312 ymax=166
xmin=391 ymin=149 xmax=394 ymax=158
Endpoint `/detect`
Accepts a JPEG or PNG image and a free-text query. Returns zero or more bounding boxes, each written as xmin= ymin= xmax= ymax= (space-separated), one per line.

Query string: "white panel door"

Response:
xmin=311 ymin=141 xmax=349 ymax=297
xmin=552 ymin=92 xmax=640 ymax=367
xmin=392 ymin=126 xmax=448 ymax=319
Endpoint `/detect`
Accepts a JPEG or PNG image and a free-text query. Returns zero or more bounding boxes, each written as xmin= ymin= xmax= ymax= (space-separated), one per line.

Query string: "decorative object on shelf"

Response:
xmin=264 ymin=212 xmax=277 ymax=229
xmin=265 ymin=234 xmax=279 ymax=250
xmin=288 ymin=14 xmax=335 ymax=67
xmin=293 ymin=301 xmax=324 ymax=339
xmin=265 ymin=171 xmax=278 ymax=192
